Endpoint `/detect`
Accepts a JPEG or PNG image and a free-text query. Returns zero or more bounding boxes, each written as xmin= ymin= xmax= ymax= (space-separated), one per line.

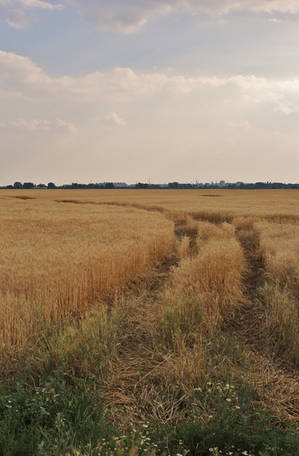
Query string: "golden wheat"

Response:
xmin=2 ymin=188 xmax=299 ymax=219
xmin=196 ymin=221 xmax=235 ymax=249
xmin=256 ymin=221 xmax=299 ymax=289
xmin=251 ymin=221 xmax=299 ymax=367
xmin=160 ymin=226 xmax=245 ymax=346
xmin=0 ymin=196 xmax=174 ymax=374
xmin=176 ymin=236 xmax=190 ymax=260
xmin=1 ymin=188 xmax=298 ymax=424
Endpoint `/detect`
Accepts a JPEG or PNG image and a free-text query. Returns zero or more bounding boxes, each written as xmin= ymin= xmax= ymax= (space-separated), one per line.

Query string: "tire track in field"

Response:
xmin=234 ymin=220 xmax=266 ymax=338
xmin=56 ymin=198 xmax=198 ymax=259
xmin=100 ymin=222 xmax=194 ymax=424
xmin=190 ymin=213 xmax=298 ymax=423
xmin=234 ymin=220 xmax=299 ymax=423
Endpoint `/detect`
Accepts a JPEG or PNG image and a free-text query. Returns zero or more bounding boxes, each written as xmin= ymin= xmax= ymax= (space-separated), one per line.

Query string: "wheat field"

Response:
xmin=0 ymin=195 xmax=174 ymax=376
xmin=3 ymin=188 xmax=299 ymax=216
xmin=0 ymin=189 xmax=298 ymax=455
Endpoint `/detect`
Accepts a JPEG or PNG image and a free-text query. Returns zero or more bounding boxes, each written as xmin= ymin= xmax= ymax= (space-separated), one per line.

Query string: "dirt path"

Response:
xmin=234 ymin=220 xmax=299 ymax=423
xmin=100 ymin=216 xmax=200 ymax=424
xmin=233 ymin=221 xmax=266 ymax=343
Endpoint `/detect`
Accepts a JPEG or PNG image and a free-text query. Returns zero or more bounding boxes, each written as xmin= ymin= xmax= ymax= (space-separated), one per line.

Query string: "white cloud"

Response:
xmin=0 ymin=0 xmax=63 ymax=9
xmin=2 ymin=50 xmax=299 ymax=184
xmin=0 ymin=0 xmax=63 ymax=28
xmin=229 ymin=120 xmax=251 ymax=129
xmin=2 ymin=0 xmax=298 ymax=31
xmin=105 ymin=112 xmax=127 ymax=127
xmin=55 ymin=118 xmax=77 ymax=133
xmin=1 ymin=1 xmax=299 ymax=31
xmin=65 ymin=0 xmax=171 ymax=34
xmin=13 ymin=118 xmax=52 ymax=130
xmin=6 ymin=8 xmax=32 ymax=27
xmin=268 ymin=17 xmax=281 ymax=23
xmin=65 ymin=1 xmax=299 ymax=33
xmin=0 ymin=117 xmax=76 ymax=132
xmin=183 ymin=1 xmax=299 ymax=15
xmin=2 ymin=50 xmax=299 ymax=116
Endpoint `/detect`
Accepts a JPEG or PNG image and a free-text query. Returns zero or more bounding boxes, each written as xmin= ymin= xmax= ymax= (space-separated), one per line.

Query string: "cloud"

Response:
xmin=2 ymin=0 xmax=298 ymax=31
xmin=1 ymin=1 xmax=299 ymax=31
xmin=12 ymin=118 xmax=52 ymax=130
xmin=2 ymin=50 xmax=299 ymax=184
xmin=65 ymin=1 xmax=299 ymax=33
xmin=183 ymin=1 xmax=299 ymax=15
xmin=105 ymin=112 xmax=127 ymax=127
xmin=2 ymin=49 xmax=299 ymax=117
xmin=0 ymin=0 xmax=63 ymax=28
xmin=65 ymin=0 xmax=171 ymax=34
xmin=0 ymin=0 xmax=63 ymax=9
xmin=268 ymin=17 xmax=282 ymax=23
xmin=5 ymin=8 xmax=35 ymax=27
xmin=229 ymin=121 xmax=251 ymax=129
xmin=55 ymin=118 xmax=77 ymax=133
xmin=0 ymin=117 xmax=76 ymax=133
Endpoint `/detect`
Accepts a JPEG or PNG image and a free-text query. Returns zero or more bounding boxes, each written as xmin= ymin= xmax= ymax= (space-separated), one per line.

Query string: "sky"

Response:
xmin=1 ymin=1 xmax=299 ymax=184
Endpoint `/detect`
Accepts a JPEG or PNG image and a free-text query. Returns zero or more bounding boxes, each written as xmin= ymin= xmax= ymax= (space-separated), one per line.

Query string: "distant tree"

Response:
xmin=13 ymin=182 xmax=23 ymax=189
xmin=47 ymin=182 xmax=56 ymax=189
xmin=23 ymin=182 xmax=35 ymax=189
xmin=37 ymin=184 xmax=47 ymax=189
xmin=104 ymin=182 xmax=115 ymax=189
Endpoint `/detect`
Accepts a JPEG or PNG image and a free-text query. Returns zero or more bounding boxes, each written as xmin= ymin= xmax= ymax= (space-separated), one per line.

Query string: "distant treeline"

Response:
xmin=1 ymin=181 xmax=299 ymax=190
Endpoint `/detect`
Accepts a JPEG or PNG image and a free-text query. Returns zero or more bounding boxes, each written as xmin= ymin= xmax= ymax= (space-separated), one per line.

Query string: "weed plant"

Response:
xmin=0 ymin=371 xmax=298 ymax=456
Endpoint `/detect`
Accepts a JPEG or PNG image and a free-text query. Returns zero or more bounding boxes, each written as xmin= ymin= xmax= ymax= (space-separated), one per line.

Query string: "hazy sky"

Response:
xmin=1 ymin=0 xmax=299 ymax=184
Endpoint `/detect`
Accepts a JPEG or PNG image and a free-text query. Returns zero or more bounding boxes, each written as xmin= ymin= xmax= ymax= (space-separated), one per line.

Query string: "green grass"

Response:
xmin=172 ymin=382 xmax=298 ymax=456
xmin=0 ymin=369 xmax=298 ymax=456
xmin=0 ymin=371 xmax=114 ymax=456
